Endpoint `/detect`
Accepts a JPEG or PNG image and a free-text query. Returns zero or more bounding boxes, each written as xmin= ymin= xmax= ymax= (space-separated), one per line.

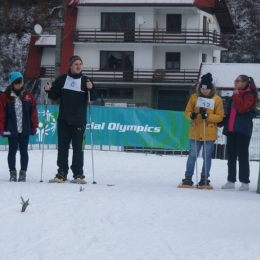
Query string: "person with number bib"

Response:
xmin=44 ymin=56 xmax=97 ymax=184
xmin=221 ymin=75 xmax=259 ymax=191
xmin=178 ymin=73 xmax=224 ymax=189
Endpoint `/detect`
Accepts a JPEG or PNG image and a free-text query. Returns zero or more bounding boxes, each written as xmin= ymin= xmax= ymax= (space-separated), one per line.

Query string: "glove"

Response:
xmin=0 ymin=129 xmax=4 ymax=137
xmin=201 ymin=113 xmax=208 ymax=120
xmin=31 ymin=128 xmax=37 ymax=135
xmin=190 ymin=112 xmax=197 ymax=120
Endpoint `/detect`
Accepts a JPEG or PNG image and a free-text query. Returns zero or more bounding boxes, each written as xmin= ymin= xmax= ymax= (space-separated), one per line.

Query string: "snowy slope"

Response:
xmin=0 ymin=149 xmax=259 ymax=260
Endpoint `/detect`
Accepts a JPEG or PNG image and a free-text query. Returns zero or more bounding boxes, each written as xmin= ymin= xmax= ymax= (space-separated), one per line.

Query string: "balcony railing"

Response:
xmin=73 ymin=29 xmax=227 ymax=48
xmin=39 ymin=66 xmax=55 ymax=78
xmin=38 ymin=66 xmax=198 ymax=83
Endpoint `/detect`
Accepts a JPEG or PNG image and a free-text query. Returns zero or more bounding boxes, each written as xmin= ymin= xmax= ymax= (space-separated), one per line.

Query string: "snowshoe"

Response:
xmin=178 ymin=176 xmax=194 ymax=188
xmin=49 ymin=177 xmax=69 ymax=183
xmin=196 ymin=178 xmax=213 ymax=190
xmin=70 ymin=178 xmax=87 ymax=184
xmin=70 ymin=175 xmax=87 ymax=184
xmin=49 ymin=172 xmax=68 ymax=183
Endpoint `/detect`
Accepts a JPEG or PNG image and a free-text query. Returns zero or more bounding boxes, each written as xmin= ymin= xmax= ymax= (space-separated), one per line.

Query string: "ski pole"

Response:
xmin=203 ymin=119 xmax=207 ymax=189
xmin=88 ymin=88 xmax=96 ymax=184
xmin=194 ymin=118 xmax=198 ymax=185
xmin=40 ymin=92 xmax=48 ymax=182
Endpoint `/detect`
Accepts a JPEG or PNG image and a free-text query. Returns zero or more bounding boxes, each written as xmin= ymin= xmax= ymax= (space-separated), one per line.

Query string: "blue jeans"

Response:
xmin=185 ymin=139 xmax=215 ymax=177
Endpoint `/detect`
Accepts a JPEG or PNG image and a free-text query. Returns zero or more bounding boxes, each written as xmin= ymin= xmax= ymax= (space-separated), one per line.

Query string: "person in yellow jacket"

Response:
xmin=178 ymin=73 xmax=224 ymax=189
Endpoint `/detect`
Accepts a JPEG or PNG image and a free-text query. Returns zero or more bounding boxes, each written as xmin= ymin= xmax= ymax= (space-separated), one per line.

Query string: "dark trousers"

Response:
xmin=226 ymin=132 xmax=251 ymax=183
xmin=57 ymin=121 xmax=86 ymax=177
xmin=8 ymin=134 xmax=29 ymax=172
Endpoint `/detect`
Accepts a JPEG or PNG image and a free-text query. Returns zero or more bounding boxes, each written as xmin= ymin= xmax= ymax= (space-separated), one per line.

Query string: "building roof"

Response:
xmin=35 ymin=35 xmax=56 ymax=46
xmin=199 ymin=63 xmax=260 ymax=90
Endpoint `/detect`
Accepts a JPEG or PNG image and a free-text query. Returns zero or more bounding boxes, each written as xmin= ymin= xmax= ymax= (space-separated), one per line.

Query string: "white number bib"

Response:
xmin=63 ymin=76 xmax=82 ymax=92
xmin=196 ymin=97 xmax=215 ymax=109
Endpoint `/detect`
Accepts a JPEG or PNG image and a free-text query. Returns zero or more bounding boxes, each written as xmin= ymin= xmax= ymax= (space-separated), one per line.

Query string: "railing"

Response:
xmin=38 ymin=66 xmax=198 ymax=83
xmin=82 ymin=68 xmax=198 ymax=83
xmin=39 ymin=66 xmax=55 ymax=78
xmin=73 ymin=29 xmax=227 ymax=48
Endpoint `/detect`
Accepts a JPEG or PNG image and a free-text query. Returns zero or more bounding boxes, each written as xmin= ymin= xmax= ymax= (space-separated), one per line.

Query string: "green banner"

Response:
xmin=0 ymin=105 xmax=190 ymax=149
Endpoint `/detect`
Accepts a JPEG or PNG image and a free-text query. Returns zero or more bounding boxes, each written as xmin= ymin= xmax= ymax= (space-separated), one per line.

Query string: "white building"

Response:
xmin=25 ymin=0 xmax=235 ymax=109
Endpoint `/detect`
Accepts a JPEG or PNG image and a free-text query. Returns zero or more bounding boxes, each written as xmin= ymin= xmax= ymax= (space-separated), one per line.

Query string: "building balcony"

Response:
xmin=73 ymin=29 xmax=227 ymax=48
xmin=38 ymin=66 xmax=198 ymax=84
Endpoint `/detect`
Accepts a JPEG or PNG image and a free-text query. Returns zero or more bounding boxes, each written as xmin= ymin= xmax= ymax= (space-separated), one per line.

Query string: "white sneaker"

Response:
xmin=221 ymin=181 xmax=235 ymax=189
xmin=239 ymin=183 xmax=249 ymax=191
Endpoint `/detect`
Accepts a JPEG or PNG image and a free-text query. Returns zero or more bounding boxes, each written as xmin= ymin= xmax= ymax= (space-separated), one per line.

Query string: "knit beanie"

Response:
xmin=69 ymin=55 xmax=83 ymax=67
xmin=200 ymin=73 xmax=213 ymax=89
xmin=9 ymin=72 xmax=23 ymax=84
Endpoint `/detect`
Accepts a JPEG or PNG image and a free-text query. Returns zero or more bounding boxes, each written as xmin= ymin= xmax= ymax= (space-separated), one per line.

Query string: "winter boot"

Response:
xmin=9 ymin=170 xmax=17 ymax=182
xmin=178 ymin=176 xmax=194 ymax=188
xmin=197 ymin=177 xmax=213 ymax=190
xmin=18 ymin=170 xmax=26 ymax=182
xmin=222 ymin=181 xmax=235 ymax=189
xmin=239 ymin=183 xmax=249 ymax=191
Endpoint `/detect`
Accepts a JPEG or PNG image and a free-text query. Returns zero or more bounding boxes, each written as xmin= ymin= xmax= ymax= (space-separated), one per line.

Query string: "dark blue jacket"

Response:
xmin=223 ymin=92 xmax=256 ymax=138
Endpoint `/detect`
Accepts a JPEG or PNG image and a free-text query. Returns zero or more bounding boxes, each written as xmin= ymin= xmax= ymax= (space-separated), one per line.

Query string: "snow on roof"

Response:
xmin=35 ymin=35 xmax=56 ymax=46
xmin=74 ymin=0 xmax=195 ymax=4
xmin=200 ymin=63 xmax=260 ymax=89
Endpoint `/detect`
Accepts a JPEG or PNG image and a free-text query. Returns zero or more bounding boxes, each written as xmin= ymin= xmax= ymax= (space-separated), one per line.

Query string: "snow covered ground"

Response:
xmin=0 ymin=149 xmax=260 ymax=260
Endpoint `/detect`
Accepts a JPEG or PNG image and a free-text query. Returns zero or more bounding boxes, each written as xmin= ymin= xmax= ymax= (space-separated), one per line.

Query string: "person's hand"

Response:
xmin=190 ymin=112 xmax=197 ymax=120
xmin=44 ymin=82 xmax=51 ymax=92
xmin=31 ymin=128 xmax=37 ymax=135
xmin=86 ymin=79 xmax=93 ymax=89
xmin=0 ymin=129 xmax=4 ymax=137
xmin=201 ymin=113 xmax=208 ymax=120
xmin=199 ymin=107 xmax=206 ymax=114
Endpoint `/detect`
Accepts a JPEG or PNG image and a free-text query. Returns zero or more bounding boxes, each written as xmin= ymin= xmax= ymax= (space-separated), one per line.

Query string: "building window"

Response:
xmin=202 ymin=53 xmax=207 ymax=62
xmin=101 ymin=13 xmax=135 ymax=31
xmin=100 ymin=51 xmax=134 ymax=70
xmin=213 ymin=56 xmax=217 ymax=63
xmin=166 ymin=14 xmax=182 ymax=32
xmin=166 ymin=52 xmax=181 ymax=70
xmin=97 ymin=88 xmax=133 ymax=99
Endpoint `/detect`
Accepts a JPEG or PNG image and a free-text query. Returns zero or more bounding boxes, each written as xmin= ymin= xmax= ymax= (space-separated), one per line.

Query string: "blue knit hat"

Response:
xmin=9 ymin=72 xmax=23 ymax=84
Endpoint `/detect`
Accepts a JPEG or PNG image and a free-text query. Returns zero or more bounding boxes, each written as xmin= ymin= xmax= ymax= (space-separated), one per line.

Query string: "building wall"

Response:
xmin=77 ymin=6 xmax=220 ymax=33
xmin=75 ymin=5 xmax=223 ymax=71
xmin=41 ymin=48 xmax=55 ymax=66
xmin=74 ymin=44 xmax=154 ymax=70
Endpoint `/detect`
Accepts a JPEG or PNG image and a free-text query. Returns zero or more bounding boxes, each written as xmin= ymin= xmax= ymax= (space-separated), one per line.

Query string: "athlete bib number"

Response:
xmin=196 ymin=97 xmax=214 ymax=109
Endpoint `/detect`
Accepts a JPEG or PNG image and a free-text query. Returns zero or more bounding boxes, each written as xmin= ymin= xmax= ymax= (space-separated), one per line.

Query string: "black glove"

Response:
xmin=201 ymin=113 xmax=208 ymax=120
xmin=190 ymin=112 xmax=197 ymax=120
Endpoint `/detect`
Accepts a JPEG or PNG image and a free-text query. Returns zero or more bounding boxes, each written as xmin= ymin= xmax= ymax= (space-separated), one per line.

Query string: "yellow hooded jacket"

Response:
xmin=185 ymin=93 xmax=224 ymax=141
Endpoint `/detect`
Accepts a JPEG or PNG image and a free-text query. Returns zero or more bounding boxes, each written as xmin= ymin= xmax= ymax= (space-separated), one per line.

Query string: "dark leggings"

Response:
xmin=8 ymin=134 xmax=29 ymax=172
xmin=227 ymin=132 xmax=251 ymax=183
